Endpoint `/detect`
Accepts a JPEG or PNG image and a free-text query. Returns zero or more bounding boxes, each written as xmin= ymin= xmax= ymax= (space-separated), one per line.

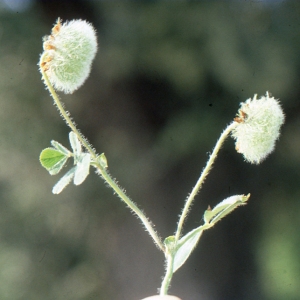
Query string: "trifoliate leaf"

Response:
xmin=74 ymin=153 xmax=91 ymax=185
xmin=173 ymin=226 xmax=204 ymax=273
xmin=52 ymin=167 xmax=76 ymax=194
xmin=40 ymin=148 xmax=68 ymax=175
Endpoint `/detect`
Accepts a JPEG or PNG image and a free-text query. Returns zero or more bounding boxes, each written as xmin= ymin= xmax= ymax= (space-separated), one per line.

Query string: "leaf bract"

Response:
xmin=208 ymin=194 xmax=250 ymax=225
xmin=97 ymin=153 xmax=108 ymax=168
xmin=173 ymin=226 xmax=204 ymax=273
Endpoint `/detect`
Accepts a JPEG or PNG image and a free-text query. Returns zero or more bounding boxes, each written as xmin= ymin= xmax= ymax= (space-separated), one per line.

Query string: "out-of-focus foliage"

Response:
xmin=0 ymin=0 xmax=300 ymax=300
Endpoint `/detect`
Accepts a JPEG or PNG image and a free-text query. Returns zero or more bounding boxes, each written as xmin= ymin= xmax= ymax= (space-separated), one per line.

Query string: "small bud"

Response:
xmin=231 ymin=92 xmax=284 ymax=164
xmin=39 ymin=18 xmax=98 ymax=94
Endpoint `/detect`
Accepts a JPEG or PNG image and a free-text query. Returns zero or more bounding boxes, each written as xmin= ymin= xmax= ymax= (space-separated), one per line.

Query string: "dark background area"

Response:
xmin=0 ymin=0 xmax=299 ymax=299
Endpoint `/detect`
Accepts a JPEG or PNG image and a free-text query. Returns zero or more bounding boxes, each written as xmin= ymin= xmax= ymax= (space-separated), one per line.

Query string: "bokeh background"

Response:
xmin=0 ymin=0 xmax=299 ymax=299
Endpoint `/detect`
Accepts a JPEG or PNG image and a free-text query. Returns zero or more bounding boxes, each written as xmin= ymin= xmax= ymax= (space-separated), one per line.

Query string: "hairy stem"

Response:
xmin=159 ymin=123 xmax=238 ymax=295
xmin=40 ymin=66 xmax=165 ymax=252
xmin=175 ymin=122 xmax=237 ymax=242
xmin=160 ymin=251 xmax=175 ymax=296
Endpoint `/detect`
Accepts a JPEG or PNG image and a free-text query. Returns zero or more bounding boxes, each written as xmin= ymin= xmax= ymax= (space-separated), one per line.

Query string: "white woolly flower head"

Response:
xmin=39 ymin=18 xmax=98 ymax=94
xmin=231 ymin=92 xmax=284 ymax=164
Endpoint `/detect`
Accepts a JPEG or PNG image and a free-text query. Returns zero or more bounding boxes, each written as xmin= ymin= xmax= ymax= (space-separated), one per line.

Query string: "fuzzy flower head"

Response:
xmin=231 ymin=92 xmax=284 ymax=164
xmin=39 ymin=18 xmax=98 ymax=94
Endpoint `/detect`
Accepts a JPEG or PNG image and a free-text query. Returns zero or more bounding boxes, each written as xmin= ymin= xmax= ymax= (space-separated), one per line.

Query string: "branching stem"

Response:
xmin=159 ymin=122 xmax=238 ymax=295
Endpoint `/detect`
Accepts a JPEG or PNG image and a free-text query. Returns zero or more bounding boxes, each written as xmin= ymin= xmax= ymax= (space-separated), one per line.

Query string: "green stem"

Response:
xmin=159 ymin=123 xmax=238 ymax=295
xmin=160 ymin=251 xmax=175 ymax=296
xmin=41 ymin=69 xmax=96 ymax=159
xmin=41 ymin=67 xmax=165 ymax=252
xmin=175 ymin=122 xmax=237 ymax=242
xmin=99 ymin=166 xmax=164 ymax=252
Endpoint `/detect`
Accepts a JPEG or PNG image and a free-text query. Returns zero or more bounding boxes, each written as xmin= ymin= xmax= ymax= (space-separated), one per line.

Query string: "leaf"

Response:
xmin=40 ymin=148 xmax=68 ymax=175
xmin=173 ymin=226 xmax=204 ymax=273
xmin=74 ymin=153 xmax=91 ymax=185
xmin=209 ymin=194 xmax=250 ymax=225
xmin=171 ymin=195 xmax=250 ymax=272
xmin=52 ymin=167 xmax=76 ymax=194
xmin=69 ymin=131 xmax=81 ymax=162
xmin=48 ymin=156 xmax=68 ymax=175
xmin=51 ymin=140 xmax=71 ymax=156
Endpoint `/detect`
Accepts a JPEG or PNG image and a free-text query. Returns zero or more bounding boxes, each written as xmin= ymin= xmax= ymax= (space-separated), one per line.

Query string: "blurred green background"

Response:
xmin=0 ymin=0 xmax=299 ymax=299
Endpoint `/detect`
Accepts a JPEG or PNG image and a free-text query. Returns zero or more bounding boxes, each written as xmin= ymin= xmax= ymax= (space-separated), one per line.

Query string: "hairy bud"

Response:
xmin=231 ymin=92 xmax=284 ymax=164
xmin=39 ymin=18 xmax=98 ymax=94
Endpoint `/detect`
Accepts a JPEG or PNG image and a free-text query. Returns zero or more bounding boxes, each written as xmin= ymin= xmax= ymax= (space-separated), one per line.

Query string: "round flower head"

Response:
xmin=231 ymin=92 xmax=284 ymax=164
xmin=39 ymin=18 xmax=98 ymax=94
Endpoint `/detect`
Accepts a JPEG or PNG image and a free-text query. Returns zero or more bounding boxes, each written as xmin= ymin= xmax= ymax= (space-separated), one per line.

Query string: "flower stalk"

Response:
xmin=40 ymin=68 xmax=165 ymax=252
xmin=175 ymin=122 xmax=238 ymax=242
xmin=158 ymin=122 xmax=238 ymax=295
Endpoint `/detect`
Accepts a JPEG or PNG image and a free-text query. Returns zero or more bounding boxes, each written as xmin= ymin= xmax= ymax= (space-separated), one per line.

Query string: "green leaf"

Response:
xmin=40 ymin=148 xmax=68 ymax=175
xmin=74 ymin=153 xmax=91 ymax=185
xmin=52 ymin=167 xmax=76 ymax=194
xmin=51 ymin=140 xmax=71 ymax=156
xmin=48 ymin=156 xmax=68 ymax=175
xmin=173 ymin=226 xmax=204 ymax=273
xmin=209 ymin=194 xmax=250 ymax=225
xmin=171 ymin=195 xmax=250 ymax=272
xmin=69 ymin=131 xmax=81 ymax=162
